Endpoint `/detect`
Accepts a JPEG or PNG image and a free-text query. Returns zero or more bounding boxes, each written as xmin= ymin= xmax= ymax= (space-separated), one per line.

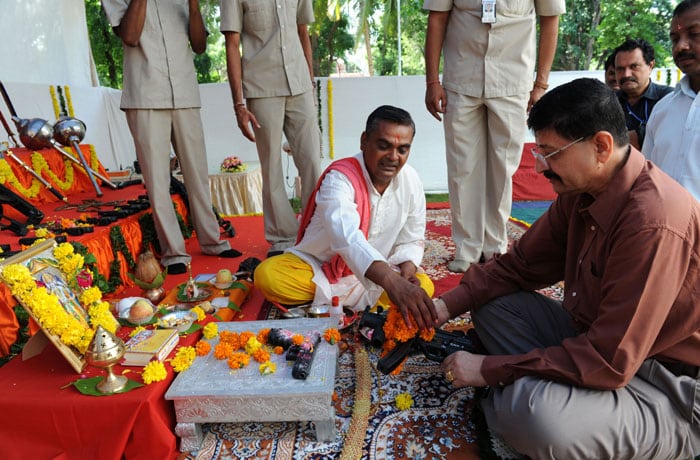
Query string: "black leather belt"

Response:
xmin=658 ymin=360 xmax=700 ymax=379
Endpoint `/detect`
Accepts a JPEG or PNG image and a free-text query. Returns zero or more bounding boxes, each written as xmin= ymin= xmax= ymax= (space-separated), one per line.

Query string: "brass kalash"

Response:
xmin=85 ymin=325 xmax=128 ymax=394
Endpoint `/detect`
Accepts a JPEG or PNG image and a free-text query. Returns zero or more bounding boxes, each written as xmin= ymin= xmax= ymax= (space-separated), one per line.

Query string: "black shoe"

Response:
xmin=218 ymin=249 xmax=242 ymax=258
xmin=166 ymin=263 xmax=187 ymax=275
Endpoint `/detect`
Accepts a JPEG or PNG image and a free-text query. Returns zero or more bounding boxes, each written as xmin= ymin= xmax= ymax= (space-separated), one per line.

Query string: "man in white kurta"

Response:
xmin=255 ymin=106 xmax=437 ymax=329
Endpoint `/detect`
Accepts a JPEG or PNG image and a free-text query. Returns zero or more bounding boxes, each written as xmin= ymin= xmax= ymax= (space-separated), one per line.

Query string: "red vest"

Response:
xmin=296 ymin=157 xmax=370 ymax=283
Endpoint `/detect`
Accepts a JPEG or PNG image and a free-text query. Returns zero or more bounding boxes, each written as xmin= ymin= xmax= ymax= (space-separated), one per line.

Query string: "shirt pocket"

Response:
xmin=498 ymin=0 xmax=532 ymax=16
xmin=242 ymin=0 xmax=273 ymax=31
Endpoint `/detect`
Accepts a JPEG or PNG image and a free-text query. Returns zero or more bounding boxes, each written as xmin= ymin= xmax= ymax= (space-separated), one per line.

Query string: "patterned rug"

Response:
xmin=181 ymin=209 xmax=563 ymax=460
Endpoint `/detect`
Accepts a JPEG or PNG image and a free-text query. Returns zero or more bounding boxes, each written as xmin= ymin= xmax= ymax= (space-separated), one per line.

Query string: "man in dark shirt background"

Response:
xmin=614 ymin=38 xmax=672 ymax=149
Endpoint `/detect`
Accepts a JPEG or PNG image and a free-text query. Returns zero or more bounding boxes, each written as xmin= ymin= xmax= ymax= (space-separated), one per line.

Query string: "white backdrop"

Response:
xmin=0 ymin=70 xmax=669 ymax=196
xmin=0 ymin=0 xmax=98 ymax=87
xmin=0 ymin=0 xmax=683 ymax=195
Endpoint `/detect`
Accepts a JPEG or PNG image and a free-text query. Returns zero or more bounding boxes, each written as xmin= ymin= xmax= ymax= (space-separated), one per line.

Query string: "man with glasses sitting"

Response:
xmin=432 ymin=78 xmax=700 ymax=458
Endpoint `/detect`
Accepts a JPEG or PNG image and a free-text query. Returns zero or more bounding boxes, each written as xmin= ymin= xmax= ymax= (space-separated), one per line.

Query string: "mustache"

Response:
xmin=619 ymin=77 xmax=637 ymax=85
xmin=675 ymin=51 xmax=696 ymax=61
xmin=543 ymin=170 xmax=561 ymax=181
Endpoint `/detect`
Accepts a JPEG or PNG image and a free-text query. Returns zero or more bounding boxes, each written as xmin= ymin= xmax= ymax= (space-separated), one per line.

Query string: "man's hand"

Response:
xmin=527 ymin=86 xmax=546 ymax=112
xmin=234 ymin=104 xmax=260 ymax=142
xmin=366 ymin=261 xmax=438 ymax=330
xmin=425 ymin=83 xmax=447 ymax=122
xmin=442 ymin=351 xmax=487 ymax=387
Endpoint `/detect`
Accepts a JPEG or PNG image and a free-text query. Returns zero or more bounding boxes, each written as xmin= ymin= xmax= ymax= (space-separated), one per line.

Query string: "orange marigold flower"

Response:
xmin=219 ymin=330 xmax=241 ymax=350
xmin=227 ymin=352 xmax=250 ymax=369
xmin=252 ymin=348 xmax=271 ymax=363
xmin=323 ymin=328 xmax=341 ymax=345
xmin=332 ymin=391 xmax=339 ymax=402
xmin=292 ymin=334 xmax=304 ymax=346
xmin=257 ymin=328 xmax=270 ymax=344
xmin=239 ymin=331 xmax=255 ymax=346
xmin=273 ymin=346 xmax=284 ymax=355
xmin=214 ymin=342 xmax=234 ymax=360
xmin=195 ymin=340 xmax=211 ymax=356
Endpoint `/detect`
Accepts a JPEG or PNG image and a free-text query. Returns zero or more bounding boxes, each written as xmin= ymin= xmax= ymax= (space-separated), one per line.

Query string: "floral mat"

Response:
xmin=182 ymin=209 xmax=563 ymax=460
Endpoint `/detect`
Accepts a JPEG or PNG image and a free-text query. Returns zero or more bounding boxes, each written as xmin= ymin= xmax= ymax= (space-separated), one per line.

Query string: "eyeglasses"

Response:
xmin=530 ymin=136 xmax=586 ymax=169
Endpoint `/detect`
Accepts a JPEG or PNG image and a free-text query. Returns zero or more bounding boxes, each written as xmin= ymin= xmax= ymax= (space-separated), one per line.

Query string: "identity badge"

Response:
xmin=482 ymin=0 xmax=496 ymax=23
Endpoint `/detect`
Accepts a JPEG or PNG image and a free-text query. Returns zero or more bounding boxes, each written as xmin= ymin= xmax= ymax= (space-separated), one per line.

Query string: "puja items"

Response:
xmin=85 ymin=325 xmax=128 ymax=394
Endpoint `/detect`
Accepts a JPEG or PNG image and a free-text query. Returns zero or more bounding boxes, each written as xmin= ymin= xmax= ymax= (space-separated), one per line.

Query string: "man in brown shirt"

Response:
xmin=435 ymin=78 xmax=700 ymax=458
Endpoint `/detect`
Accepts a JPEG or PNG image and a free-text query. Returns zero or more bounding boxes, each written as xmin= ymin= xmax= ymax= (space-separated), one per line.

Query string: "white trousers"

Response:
xmin=443 ymin=91 xmax=528 ymax=264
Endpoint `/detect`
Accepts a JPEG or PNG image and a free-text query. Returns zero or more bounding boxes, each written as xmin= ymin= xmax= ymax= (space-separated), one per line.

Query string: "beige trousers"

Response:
xmin=247 ymin=91 xmax=321 ymax=247
xmin=443 ymin=91 xmax=528 ymax=264
xmin=125 ymin=108 xmax=229 ymax=266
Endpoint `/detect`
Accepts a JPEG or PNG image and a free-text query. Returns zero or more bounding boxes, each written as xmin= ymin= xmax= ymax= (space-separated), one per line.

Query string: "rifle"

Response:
xmin=358 ymin=306 xmax=477 ymax=375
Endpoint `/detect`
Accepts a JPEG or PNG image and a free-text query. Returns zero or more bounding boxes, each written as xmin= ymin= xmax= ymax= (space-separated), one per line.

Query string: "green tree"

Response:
xmin=554 ymin=0 xmax=602 ymax=71
xmin=595 ymin=0 xmax=674 ymax=68
xmin=554 ymin=0 xmax=674 ymax=71
xmin=85 ymin=0 xmax=123 ymax=88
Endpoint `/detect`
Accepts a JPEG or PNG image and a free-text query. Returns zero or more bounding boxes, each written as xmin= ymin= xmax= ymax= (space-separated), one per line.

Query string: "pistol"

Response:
xmin=358 ymin=306 xmax=476 ymax=374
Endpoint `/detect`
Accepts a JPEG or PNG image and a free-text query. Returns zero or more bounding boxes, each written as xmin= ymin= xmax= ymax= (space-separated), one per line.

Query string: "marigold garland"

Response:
xmin=381 ymin=307 xmax=436 ymax=374
xmin=49 ymin=85 xmax=61 ymax=120
xmin=327 ymin=79 xmax=334 ymax=159
xmin=0 ymin=242 xmax=116 ymax=354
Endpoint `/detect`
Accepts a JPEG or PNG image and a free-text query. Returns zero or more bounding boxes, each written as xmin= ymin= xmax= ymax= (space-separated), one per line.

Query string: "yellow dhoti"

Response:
xmin=254 ymin=253 xmax=434 ymax=308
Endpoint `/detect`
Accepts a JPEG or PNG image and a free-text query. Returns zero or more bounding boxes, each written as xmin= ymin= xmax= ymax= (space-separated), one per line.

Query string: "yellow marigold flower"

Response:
xmin=244 ymin=336 xmax=262 ymax=355
xmin=195 ymin=340 xmax=211 ymax=356
xmin=228 ymin=351 xmax=250 ymax=369
xmin=395 ymin=393 xmax=414 ymax=410
xmin=35 ymin=227 xmax=49 ymax=238
xmin=142 ymin=361 xmax=167 ymax=384
xmin=130 ymin=326 xmax=146 ymax=337
xmin=259 ymin=361 xmax=276 ymax=375
xmin=252 ymin=348 xmax=270 ymax=363
xmin=202 ymin=322 xmax=218 ymax=339
xmin=171 ymin=346 xmax=196 ymax=372
xmin=80 ymin=286 xmax=102 ymax=306
xmin=53 ymin=242 xmax=74 ymax=259
xmin=190 ymin=306 xmax=205 ymax=321
xmin=214 ymin=342 xmax=234 ymax=360
xmin=323 ymin=328 xmax=341 ymax=345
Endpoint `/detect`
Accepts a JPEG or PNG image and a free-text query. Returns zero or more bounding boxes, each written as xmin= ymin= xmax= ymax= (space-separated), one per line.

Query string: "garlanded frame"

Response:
xmin=0 ymin=239 xmax=87 ymax=373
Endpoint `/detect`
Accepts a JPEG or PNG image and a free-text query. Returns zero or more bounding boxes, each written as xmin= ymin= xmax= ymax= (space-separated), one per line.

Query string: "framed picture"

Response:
xmin=0 ymin=239 xmax=87 ymax=373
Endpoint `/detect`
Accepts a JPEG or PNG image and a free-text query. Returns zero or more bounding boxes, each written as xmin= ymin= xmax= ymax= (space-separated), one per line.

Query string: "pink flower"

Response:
xmin=76 ymin=270 xmax=93 ymax=289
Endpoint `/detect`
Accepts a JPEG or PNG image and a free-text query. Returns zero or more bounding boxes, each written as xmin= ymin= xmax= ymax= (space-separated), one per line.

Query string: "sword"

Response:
xmin=0 ymin=106 xmax=18 ymax=147
xmin=0 ymin=142 xmax=67 ymax=202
